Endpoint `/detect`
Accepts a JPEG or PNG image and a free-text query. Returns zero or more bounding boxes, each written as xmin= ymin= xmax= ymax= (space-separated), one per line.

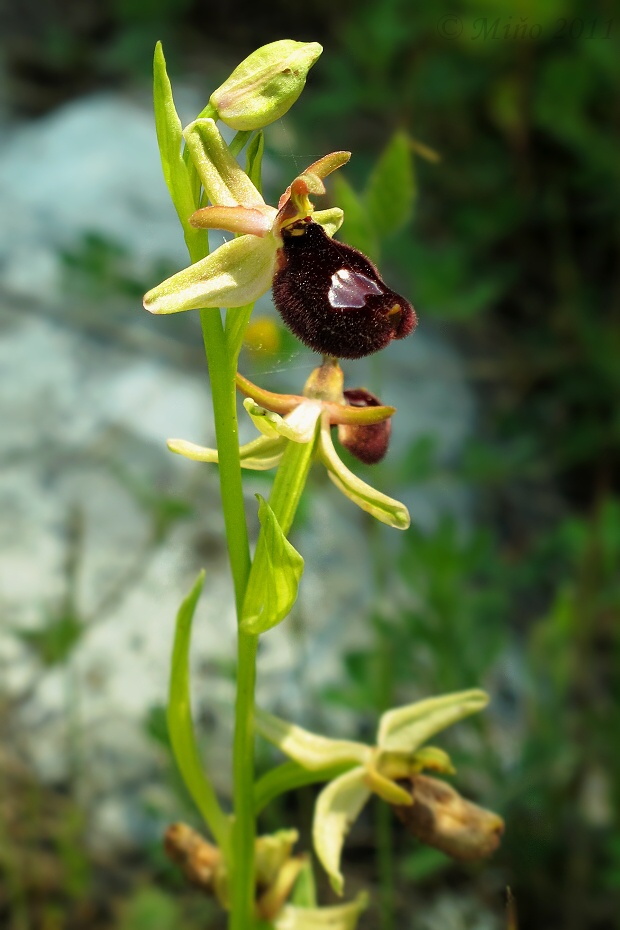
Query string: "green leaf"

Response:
xmin=377 ymin=689 xmax=489 ymax=754
xmin=313 ymin=767 xmax=370 ymax=895
xmin=365 ymin=131 xmax=415 ymax=238
xmin=153 ymin=42 xmax=199 ymax=237
xmin=255 ymin=708 xmax=368 ymax=771
xmin=246 ymin=131 xmax=265 ymax=195
xmin=167 ymin=571 xmax=230 ymax=849
xmin=331 ymin=175 xmax=379 ymax=262
xmin=240 ymin=496 xmax=305 ymax=634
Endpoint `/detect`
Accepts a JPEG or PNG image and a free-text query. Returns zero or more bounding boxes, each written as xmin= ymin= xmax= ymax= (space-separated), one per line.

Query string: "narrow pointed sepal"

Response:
xmin=168 ymin=435 xmax=285 ymax=471
xmin=274 ymin=893 xmax=368 ymax=929
xmin=313 ymin=767 xmax=371 ymax=896
xmin=318 ymin=420 xmax=410 ymax=529
xmin=254 ymin=708 xmax=369 ymax=770
xmin=183 ymin=118 xmax=265 ymax=207
xmin=377 ymin=690 xmax=489 ymax=753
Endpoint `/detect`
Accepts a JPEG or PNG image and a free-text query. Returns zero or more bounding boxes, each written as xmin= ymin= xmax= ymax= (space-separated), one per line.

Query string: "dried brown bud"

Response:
xmin=393 ymin=775 xmax=504 ymax=860
xmin=163 ymin=823 xmax=223 ymax=895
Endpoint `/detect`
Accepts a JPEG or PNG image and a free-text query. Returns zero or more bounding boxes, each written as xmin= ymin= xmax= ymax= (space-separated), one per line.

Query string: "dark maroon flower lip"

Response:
xmin=272 ymin=221 xmax=416 ymax=359
xmin=338 ymin=388 xmax=392 ymax=465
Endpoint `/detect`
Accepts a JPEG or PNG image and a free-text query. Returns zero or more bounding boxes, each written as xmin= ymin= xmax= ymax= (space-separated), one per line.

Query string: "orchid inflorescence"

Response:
xmin=145 ymin=38 xmax=502 ymax=930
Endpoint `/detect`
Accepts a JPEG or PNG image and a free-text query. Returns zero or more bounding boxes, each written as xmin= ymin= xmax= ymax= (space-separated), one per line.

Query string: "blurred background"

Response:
xmin=1 ymin=0 xmax=619 ymax=928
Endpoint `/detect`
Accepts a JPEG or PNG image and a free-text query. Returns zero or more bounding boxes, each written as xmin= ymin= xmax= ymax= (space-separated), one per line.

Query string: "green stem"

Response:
xmin=198 ymin=307 xmax=257 ymax=930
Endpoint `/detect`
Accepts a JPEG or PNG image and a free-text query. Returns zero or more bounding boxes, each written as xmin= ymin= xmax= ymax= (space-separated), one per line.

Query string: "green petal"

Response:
xmin=167 ymin=434 xmax=285 ymax=471
xmin=274 ymin=893 xmax=368 ymax=930
xmin=244 ymin=398 xmax=322 ymax=443
xmin=190 ymin=204 xmax=275 ymax=236
xmin=313 ymin=767 xmax=371 ymax=896
xmin=377 ymin=689 xmax=489 ymax=754
xmin=313 ymin=207 xmax=344 ymax=239
xmin=364 ymin=767 xmax=412 ymax=806
xmin=317 ymin=424 xmax=410 ymax=530
xmin=183 ymin=118 xmax=265 ymax=207
xmin=143 ymin=235 xmax=277 ymax=313
xmin=255 ymin=708 xmax=369 ymax=770
xmin=240 ymin=495 xmax=305 ymax=635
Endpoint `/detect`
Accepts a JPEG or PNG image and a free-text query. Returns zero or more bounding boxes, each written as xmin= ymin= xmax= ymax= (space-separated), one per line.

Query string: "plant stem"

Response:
xmin=198 ymin=306 xmax=257 ymax=930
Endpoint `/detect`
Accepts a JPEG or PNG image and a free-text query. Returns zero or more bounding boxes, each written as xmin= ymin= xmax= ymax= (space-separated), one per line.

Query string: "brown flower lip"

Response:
xmin=392 ymin=774 xmax=505 ymax=861
xmin=338 ymin=388 xmax=391 ymax=465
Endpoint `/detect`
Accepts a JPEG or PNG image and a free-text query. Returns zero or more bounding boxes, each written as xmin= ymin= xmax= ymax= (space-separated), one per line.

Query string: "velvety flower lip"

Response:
xmin=272 ymin=221 xmax=417 ymax=359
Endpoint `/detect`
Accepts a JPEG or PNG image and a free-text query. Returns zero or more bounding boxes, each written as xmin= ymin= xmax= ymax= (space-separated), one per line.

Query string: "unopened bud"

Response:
xmin=393 ymin=775 xmax=504 ymax=860
xmin=210 ymin=40 xmax=322 ymax=131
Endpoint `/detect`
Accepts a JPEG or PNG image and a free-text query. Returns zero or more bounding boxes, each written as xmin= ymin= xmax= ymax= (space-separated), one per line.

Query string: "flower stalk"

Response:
xmin=147 ymin=38 xmax=500 ymax=930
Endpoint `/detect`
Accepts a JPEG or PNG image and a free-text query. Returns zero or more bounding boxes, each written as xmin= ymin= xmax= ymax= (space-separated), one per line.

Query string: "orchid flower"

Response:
xmin=255 ymin=690 xmax=501 ymax=895
xmin=167 ymin=359 xmax=410 ymax=531
xmin=143 ymin=117 xmax=348 ymax=314
xmin=143 ymin=119 xmax=415 ymax=359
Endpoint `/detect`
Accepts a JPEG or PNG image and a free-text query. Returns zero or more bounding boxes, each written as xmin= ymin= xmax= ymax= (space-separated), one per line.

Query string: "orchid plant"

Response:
xmin=146 ymin=39 xmax=502 ymax=930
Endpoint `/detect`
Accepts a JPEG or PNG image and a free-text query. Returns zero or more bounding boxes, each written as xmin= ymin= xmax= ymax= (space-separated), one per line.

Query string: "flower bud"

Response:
xmin=210 ymin=40 xmax=322 ymax=131
xmin=338 ymin=389 xmax=391 ymax=464
xmin=393 ymin=775 xmax=504 ymax=860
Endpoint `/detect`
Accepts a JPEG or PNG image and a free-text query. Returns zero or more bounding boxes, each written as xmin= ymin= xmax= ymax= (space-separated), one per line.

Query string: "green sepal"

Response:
xmin=240 ymin=495 xmax=305 ymax=634
xmin=377 ymin=689 xmax=489 ymax=753
xmin=167 ymin=434 xmax=285 ymax=471
xmin=274 ymin=893 xmax=368 ymax=929
xmin=313 ymin=767 xmax=371 ymax=896
xmin=167 ymin=571 xmax=230 ymax=851
xmin=318 ymin=423 xmax=410 ymax=530
xmin=255 ymin=707 xmax=369 ymax=770
xmin=143 ymin=234 xmax=277 ymax=313
xmin=183 ymin=118 xmax=265 ymax=208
